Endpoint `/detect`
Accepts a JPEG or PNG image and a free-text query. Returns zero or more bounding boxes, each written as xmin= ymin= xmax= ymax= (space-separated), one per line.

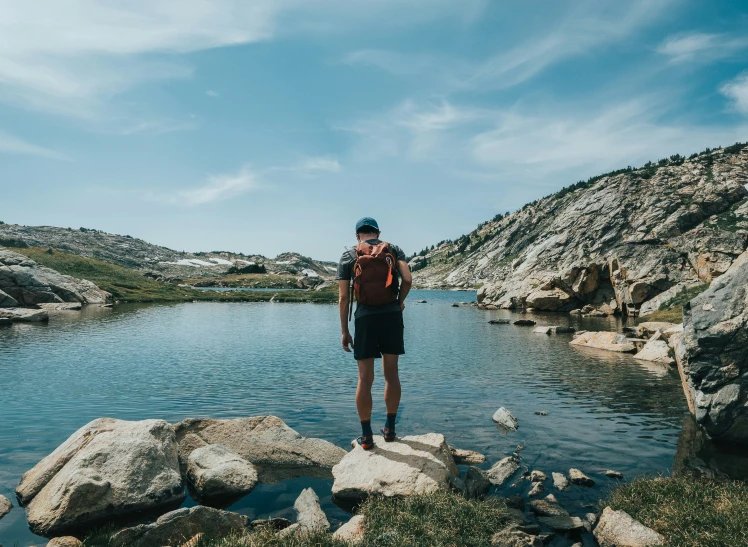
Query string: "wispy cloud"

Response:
xmin=0 ymin=130 xmax=71 ymax=161
xmin=657 ymin=32 xmax=748 ymax=64
xmin=177 ymin=166 xmax=259 ymax=206
xmin=205 ymin=89 xmax=220 ymax=98
xmin=721 ymin=72 xmax=748 ymax=114
xmin=297 ymin=156 xmax=341 ymax=174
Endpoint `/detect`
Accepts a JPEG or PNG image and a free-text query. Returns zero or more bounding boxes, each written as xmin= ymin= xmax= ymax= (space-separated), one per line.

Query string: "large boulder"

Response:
xmin=186 ymin=444 xmax=258 ymax=499
xmin=0 ymin=249 xmax=110 ymax=306
xmin=678 ymin=249 xmax=748 ymax=443
xmin=525 ymin=288 xmax=574 ymax=311
xmin=16 ymin=418 xmax=184 ymax=536
xmin=110 ymin=506 xmax=250 ymax=547
xmin=570 ymin=331 xmax=636 ymax=353
xmin=293 ymin=487 xmax=330 ymax=531
xmin=331 ymin=433 xmax=458 ymax=503
xmin=174 ymin=416 xmax=346 ymax=472
xmin=594 ymin=507 xmax=664 ymax=546
xmin=0 ymin=307 xmax=48 ymax=322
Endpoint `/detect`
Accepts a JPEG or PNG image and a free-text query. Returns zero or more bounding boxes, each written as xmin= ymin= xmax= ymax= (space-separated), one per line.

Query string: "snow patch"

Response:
xmin=301 ymin=268 xmax=319 ymax=277
xmin=160 ymin=258 xmax=220 ymax=267
xmin=208 ymin=257 xmax=233 ymax=265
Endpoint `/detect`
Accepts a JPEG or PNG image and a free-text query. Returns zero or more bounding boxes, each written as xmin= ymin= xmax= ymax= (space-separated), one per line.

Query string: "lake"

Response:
xmin=0 ymin=289 xmax=696 ymax=545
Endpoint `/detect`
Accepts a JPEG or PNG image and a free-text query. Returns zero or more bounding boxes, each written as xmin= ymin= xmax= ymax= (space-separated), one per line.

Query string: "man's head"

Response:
xmin=355 ymin=217 xmax=380 ymax=242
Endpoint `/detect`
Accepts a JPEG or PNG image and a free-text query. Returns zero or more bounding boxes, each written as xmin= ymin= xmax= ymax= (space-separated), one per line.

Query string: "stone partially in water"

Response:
xmin=533 ymin=326 xmax=552 ymax=335
xmin=537 ymin=515 xmax=584 ymax=532
xmin=492 ymin=408 xmax=519 ymax=431
xmin=294 ymin=487 xmax=330 ymax=531
xmin=186 ymin=444 xmax=258 ymax=499
xmin=0 ymin=308 xmax=48 ymax=322
xmin=604 ymin=470 xmax=624 ymax=479
xmin=0 ymin=494 xmax=12 ymax=519
xmin=529 ymin=499 xmax=569 ymax=517
xmin=594 ymin=507 xmax=664 ymax=546
xmin=487 ymin=456 xmax=520 ymax=486
xmin=569 ymin=468 xmax=595 ymax=486
xmin=331 ymin=433 xmax=458 ymax=504
xmin=529 ymin=470 xmax=547 ymax=482
xmin=570 ymin=331 xmax=636 ymax=353
xmin=110 ymin=506 xmax=250 ymax=547
xmin=528 ymin=482 xmax=544 ymax=497
xmin=18 ymin=418 xmax=184 ymax=536
xmin=449 ymin=446 xmax=486 ymax=464
xmin=513 ymin=319 xmax=536 ymax=326
xmin=635 ymin=331 xmax=675 ymax=366
xmin=174 ymin=416 xmax=346 ymax=472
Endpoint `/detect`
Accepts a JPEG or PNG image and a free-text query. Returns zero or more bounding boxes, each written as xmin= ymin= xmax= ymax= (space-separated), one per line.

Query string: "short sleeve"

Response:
xmin=336 ymin=249 xmax=354 ymax=280
xmin=392 ymin=244 xmax=406 ymax=262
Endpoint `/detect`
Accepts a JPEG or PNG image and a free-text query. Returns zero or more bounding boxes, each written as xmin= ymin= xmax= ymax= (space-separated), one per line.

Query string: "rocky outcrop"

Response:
xmin=570 ymin=331 xmax=636 ymax=353
xmin=186 ymin=444 xmax=258 ymax=499
xmin=0 ymin=249 xmax=110 ymax=306
xmin=331 ymin=433 xmax=459 ymax=503
xmin=594 ymin=507 xmax=664 ymax=546
xmin=677 ymin=249 xmax=748 ymax=444
xmin=174 ymin=416 xmax=346 ymax=472
xmin=17 ymin=418 xmax=184 ymax=536
xmin=110 ymin=506 xmax=250 ymax=547
xmin=414 ymin=146 xmax=748 ymax=315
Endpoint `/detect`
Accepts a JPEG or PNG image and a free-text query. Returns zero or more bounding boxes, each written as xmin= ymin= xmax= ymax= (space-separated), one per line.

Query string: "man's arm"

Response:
xmin=339 ymin=280 xmax=354 ymax=352
xmin=397 ymin=260 xmax=412 ymax=311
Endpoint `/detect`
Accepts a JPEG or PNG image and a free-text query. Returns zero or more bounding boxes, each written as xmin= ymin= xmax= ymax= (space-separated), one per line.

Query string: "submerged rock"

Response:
xmin=186 ymin=444 xmax=258 ymax=499
xmin=594 ymin=507 xmax=664 ymax=546
xmin=17 ymin=418 xmax=184 ymax=536
xmin=331 ymin=433 xmax=458 ymax=504
xmin=551 ymin=472 xmax=569 ymax=490
xmin=570 ymin=331 xmax=636 ymax=353
xmin=605 ymin=470 xmax=624 ymax=479
xmin=528 ymin=482 xmax=544 ymax=497
xmin=537 ymin=515 xmax=584 ymax=532
xmin=492 ymin=407 xmax=519 ymax=431
xmin=678 ymin=249 xmax=748 ymax=444
xmin=174 ymin=416 xmax=346 ymax=472
xmin=111 ymin=506 xmax=250 ymax=547
xmin=487 ymin=456 xmax=520 ymax=486
xmin=513 ymin=319 xmax=536 ymax=326
xmin=529 ymin=499 xmax=568 ymax=517
xmin=533 ymin=326 xmax=552 ymax=335
xmin=488 ymin=319 xmax=511 ymax=324
xmin=294 ymin=487 xmax=330 ymax=531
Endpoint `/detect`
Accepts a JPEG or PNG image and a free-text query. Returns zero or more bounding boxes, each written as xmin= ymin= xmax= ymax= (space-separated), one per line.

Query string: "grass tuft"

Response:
xmin=604 ymin=476 xmax=748 ymax=547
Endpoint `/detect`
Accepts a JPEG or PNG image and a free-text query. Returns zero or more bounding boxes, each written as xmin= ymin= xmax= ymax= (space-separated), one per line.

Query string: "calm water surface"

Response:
xmin=1 ymin=290 xmax=692 ymax=545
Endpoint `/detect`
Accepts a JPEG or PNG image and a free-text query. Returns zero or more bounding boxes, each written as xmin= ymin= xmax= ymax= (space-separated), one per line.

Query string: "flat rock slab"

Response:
xmin=449 ymin=446 xmax=486 ymax=464
xmin=570 ymin=331 xmax=636 ymax=353
xmin=17 ymin=418 xmax=184 ymax=536
xmin=533 ymin=326 xmax=552 ymax=335
xmin=537 ymin=515 xmax=584 ymax=532
xmin=0 ymin=494 xmax=12 ymax=519
xmin=38 ymin=302 xmax=82 ymax=310
xmin=635 ymin=332 xmax=675 ymax=365
xmin=186 ymin=444 xmax=258 ymax=499
xmin=331 ymin=433 xmax=458 ymax=503
xmin=486 ymin=456 xmax=520 ymax=486
xmin=111 ymin=506 xmax=250 ymax=547
xmin=294 ymin=487 xmax=330 ymax=531
xmin=594 ymin=507 xmax=664 ymax=546
xmin=0 ymin=308 xmax=48 ymax=322
xmin=174 ymin=416 xmax=346 ymax=472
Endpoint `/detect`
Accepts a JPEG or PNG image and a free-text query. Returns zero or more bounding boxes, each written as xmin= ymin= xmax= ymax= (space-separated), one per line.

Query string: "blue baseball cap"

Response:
xmin=355 ymin=217 xmax=380 ymax=233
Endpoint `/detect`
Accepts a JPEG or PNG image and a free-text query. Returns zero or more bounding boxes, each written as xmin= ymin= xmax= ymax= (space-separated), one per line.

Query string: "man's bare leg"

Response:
xmin=382 ymin=354 xmax=401 ymax=437
xmin=356 ymin=358 xmax=375 ymax=446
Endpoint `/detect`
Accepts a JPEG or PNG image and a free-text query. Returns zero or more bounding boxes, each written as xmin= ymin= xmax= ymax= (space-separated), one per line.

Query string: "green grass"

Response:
xmin=637 ymin=282 xmax=709 ymax=324
xmin=81 ymin=493 xmax=513 ymax=547
xmin=11 ymin=247 xmax=338 ymax=304
xmin=604 ymin=476 xmax=748 ymax=547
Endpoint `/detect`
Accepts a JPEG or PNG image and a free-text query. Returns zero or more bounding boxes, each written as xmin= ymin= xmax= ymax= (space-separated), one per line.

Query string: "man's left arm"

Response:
xmin=397 ymin=260 xmax=412 ymax=311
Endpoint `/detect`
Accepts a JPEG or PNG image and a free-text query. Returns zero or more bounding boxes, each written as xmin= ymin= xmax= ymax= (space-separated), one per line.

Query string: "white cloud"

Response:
xmin=657 ymin=32 xmax=748 ymax=64
xmin=178 ymin=166 xmax=258 ymax=206
xmin=0 ymin=130 xmax=71 ymax=161
xmin=298 ymin=157 xmax=341 ymax=174
xmin=205 ymin=89 xmax=220 ymax=97
xmin=720 ymin=73 xmax=748 ymax=114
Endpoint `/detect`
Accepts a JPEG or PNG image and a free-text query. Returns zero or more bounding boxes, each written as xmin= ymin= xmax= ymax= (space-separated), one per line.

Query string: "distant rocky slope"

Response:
xmin=413 ymin=144 xmax=748 ymax=316
xmin=0 ymin=224 xmax=336 ymax=281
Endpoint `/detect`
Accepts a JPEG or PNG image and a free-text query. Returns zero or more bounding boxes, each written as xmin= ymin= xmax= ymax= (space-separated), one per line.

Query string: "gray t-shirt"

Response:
xmin=337 ymin=239 xmax=407 ymax=318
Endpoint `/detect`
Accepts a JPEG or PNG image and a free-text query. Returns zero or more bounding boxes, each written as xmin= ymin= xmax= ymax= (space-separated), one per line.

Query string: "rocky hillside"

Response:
xmin=0 ymin=224 xmax=336 ymax=281
xmin=413 ymin=143 xmax=748 ymax=316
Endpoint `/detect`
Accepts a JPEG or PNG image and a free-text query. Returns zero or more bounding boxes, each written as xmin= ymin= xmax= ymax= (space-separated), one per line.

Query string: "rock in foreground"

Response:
xmin=175 ymin=416 xmax=346 ymax=471
xmin=333 ymin=514 xmax=365 ymax=542
xmin=570 ymin=331 xmax=636 ymax=353
xmin=17 ymin=418 xmax=184 ymax=536
xmin=186 ymin=444 xmax=258 ymax=499
xmin=111 ymin=506 xmax=250 ymax=547
xmin=293 ymin=487 xmax=330 ymax=531
xmin=331 ymin=433 xmax=458 ymax=503
xmin=594 ymin=506 xmax=664 ymax=546
xmin=487 ymin=456 xmax=520 ymax=486
xmin=678 ymin=249 xmax=748 ymax=444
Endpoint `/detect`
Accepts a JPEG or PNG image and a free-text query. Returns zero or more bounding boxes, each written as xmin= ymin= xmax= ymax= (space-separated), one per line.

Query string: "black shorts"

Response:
xmin=353 ymin=311 xmax=405 ymax=360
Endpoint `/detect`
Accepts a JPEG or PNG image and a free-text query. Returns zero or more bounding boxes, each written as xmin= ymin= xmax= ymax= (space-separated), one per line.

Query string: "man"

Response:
xmin=337 ymin=217 xmax=412 ymax=450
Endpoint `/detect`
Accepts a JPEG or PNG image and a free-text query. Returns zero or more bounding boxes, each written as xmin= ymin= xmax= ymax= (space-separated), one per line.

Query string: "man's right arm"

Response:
xmin=339 ymin=280 xmax=353 ymax=352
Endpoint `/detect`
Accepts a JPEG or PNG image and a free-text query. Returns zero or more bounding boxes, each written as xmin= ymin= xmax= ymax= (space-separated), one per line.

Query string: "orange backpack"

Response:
xmin=349 ymin=241 xmax=398 ymax=316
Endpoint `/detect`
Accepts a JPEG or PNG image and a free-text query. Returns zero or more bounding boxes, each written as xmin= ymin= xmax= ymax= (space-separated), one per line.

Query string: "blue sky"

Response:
xmin=1 ymin=1 xmax=747 ymax=261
